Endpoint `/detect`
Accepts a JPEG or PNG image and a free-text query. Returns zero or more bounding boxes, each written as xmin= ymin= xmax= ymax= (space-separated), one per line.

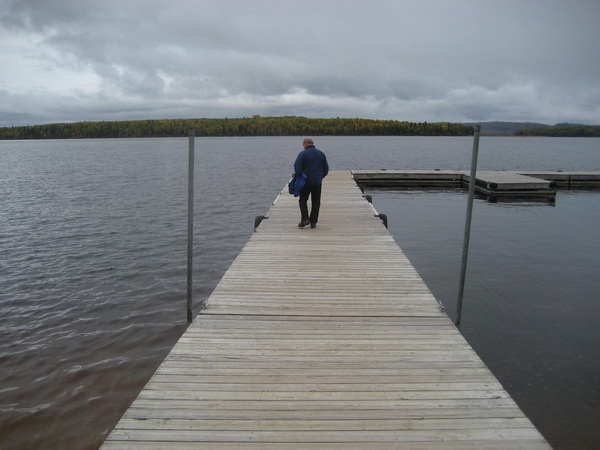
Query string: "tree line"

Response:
xmin=0 ymin=116 xmax=474 ymax=140
xmin=514 ymin=124 xmax=600 ymax=137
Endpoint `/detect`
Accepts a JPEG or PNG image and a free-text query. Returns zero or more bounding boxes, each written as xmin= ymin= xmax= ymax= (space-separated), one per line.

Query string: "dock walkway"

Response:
xmin=101 ymin=171 xmax=551 ymax=449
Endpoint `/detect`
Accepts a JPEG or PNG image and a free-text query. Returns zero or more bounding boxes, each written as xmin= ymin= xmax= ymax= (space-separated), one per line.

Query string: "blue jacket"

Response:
xmin=289 ymin=172 xmax=307 ymax=197
xmin=294 ymin=146 xmax=329 ymax=186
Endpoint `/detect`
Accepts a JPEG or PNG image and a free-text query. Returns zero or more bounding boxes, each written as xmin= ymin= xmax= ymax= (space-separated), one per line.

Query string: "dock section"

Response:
xmin=520 ymin=171 xmax=600 ymax=188
xmin=353 ymin=169 xmax=600 ymax=197
xmin=100 ymin=171 xmax=551 ymax=449
xmin=352 ymin=170 xmax=465 ymax=188
xmin=466 ymin=170 xmax=557 ymax=197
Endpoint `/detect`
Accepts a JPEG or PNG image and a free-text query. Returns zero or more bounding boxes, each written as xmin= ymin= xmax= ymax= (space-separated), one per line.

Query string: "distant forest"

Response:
xmin=2 ymin=117 xmax=598 ymax=140
xmin=0 ymin=116 xmax=473 ymax=139
xmin=514 ymin=124 xmax=600 ymax=137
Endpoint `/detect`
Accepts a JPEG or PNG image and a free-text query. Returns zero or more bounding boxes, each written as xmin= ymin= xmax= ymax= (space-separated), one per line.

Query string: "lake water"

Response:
xmin=1 ymin=136 xmax=599 ymax=449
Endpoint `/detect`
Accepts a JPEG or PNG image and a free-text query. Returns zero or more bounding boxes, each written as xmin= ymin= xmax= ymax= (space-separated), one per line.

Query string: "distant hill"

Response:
xmin=515 ymin=124 xmax=600 ymax=137
xmin=462 ymin=121 xmax=600 ymax=137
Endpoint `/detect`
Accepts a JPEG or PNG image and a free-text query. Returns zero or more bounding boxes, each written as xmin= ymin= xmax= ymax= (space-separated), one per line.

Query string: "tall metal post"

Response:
xmin=455 ymin=124 xmax=481 ymax=329
xmin=187 ymin=129 xmax=195 ymax=323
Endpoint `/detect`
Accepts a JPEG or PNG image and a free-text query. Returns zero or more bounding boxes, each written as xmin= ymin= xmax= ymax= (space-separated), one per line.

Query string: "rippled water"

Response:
xmin=1 ymin=136 xmax=599 ymax=449
xmin=367 ymin=187 xmax=600 ymax=450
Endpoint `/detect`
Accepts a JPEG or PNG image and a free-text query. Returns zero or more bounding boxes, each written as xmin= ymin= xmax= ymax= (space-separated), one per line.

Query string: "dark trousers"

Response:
xmin=299 ymin=183 xmax=322 ymax=224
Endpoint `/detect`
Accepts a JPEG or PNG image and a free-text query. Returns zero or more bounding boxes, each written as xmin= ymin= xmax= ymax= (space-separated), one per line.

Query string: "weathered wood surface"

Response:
xmin=521 ymin=171 xmax=600 ymax=187
xmin=101 ymin=171 xmax=551 ymax=449
xmin=465 ymin=170 xmax=551 ymax=189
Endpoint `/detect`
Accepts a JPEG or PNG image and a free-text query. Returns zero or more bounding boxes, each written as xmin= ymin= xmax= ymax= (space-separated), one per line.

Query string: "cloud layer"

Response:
xmin=1 ymin=0 xmax=599 ymax=126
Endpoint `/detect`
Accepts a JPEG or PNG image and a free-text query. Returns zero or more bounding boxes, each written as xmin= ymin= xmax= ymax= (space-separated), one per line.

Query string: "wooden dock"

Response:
xmin=520 ymin=171 xmax=600 ymax=188
xmin=353 ymin=169 xmax=600 ymax=196
xmin=100 ymin=171 xmax=552 ymax=449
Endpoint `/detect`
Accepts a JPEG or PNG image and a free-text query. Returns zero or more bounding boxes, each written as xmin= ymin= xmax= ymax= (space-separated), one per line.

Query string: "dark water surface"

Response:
xmin=1 ymin=136 xmax=599 ymax=449
xmin=367 ymin=188 xmax=600 ymax=450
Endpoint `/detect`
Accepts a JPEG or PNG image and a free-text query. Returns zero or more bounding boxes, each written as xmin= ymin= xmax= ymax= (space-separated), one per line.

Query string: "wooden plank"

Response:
xmin=113 ymin=417 xmax=535 ymax=431
xmin=104 ymin=428 xmax=545 ymax=442
xmin=102 ymin=442 xmax=551 ymax=450
xmin=100 ymin=171 xmax=551 ymax=449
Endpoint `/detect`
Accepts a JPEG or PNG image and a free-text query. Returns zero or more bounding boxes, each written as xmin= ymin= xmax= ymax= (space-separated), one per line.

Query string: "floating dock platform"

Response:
xmin=100 ymin=171 xmax=552 ymax=449
xmin=353 ymin=170 xmax=600 ymax=197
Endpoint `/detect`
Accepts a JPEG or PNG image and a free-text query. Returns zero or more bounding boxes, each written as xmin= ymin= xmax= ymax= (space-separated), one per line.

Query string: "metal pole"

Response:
xmin=455 ymin=124 xmax=481 ymax=329
xmin=187 ymin=129 xmax=195 ymax=323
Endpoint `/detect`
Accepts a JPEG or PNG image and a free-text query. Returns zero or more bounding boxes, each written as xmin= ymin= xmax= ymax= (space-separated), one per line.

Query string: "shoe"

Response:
xmin=310 ymin=223 xmax=316 ymax=228
xmin=298 ymin=219 xmax=310 ymax=228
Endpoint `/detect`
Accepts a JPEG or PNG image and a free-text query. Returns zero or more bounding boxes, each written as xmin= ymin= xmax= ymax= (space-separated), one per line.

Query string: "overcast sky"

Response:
xmin=1 ymin=0 xmax=599 ymax=127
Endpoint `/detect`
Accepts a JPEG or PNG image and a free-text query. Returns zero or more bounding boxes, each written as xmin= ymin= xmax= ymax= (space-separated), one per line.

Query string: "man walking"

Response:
xmin=294 ymin=137 xmax=329 ymax=228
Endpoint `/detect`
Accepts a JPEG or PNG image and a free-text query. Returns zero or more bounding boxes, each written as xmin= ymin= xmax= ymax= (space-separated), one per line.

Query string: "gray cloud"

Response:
xmin=1 ymin=0 xmax=599 ymax=127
